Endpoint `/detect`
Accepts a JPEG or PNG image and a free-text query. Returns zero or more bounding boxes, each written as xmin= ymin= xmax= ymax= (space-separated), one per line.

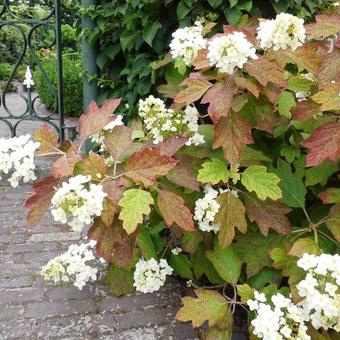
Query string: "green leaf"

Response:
xmin=277 ymin=91 xmax=296 ymax=118
xmin=105 ymin=262 xmax=134 ymax=296
xmin=136 ymin=225 xmax=157 ymax=260
xmin=305 ymin=160 xmax=339 ymax=187
xmin=248 ymin=268 xmax=282 ymax=289
xmin=288 ymin=238 xmax=321 ymax=258
xmin=143 ymin=22 xmax=161 ymax=47
xmin=176 ymin=1 xmax=191 ymax=20
xmin=169 ymin=254 xmax=194 ymax=280
xmin=280 ymin=145 xmax=301 ymax=164
xmin=241 ymin=165 xmax=282 ymax=201
xmin=203 ymin=326 xmax=232 ymax=340
xmin=320 ymin=188 xmax=340 ymax=204
xmin=73 ymin=152 xmax=106 ymax=180
xmin=287 ymin=76 xmax=314 ymax=92
xmin=237 ymin=284 xmax=254 ymax=303
xmin=229 ymin=0 xmax=238 ymax=7
xmin=224 ymin=7 xmax=241 ymax=25
xmin=206 ymin=239 xmax=242 ymax=285
xmin=197 ymin=159 xmax=230 ymax=185
xmin=237 ymin=0 xmax=252 ymax=12
xmin=119 ymin=189 xmax=154 ymax=234
xmin=120 ymin=31 xmax=139 ymax=51
xmin=271 ymin=160 xmax=306 ymax=208
xmin=174 ymin=57 xmax=187 ymax=75
xmin=176 ymin=290 xmax=228 ymax=328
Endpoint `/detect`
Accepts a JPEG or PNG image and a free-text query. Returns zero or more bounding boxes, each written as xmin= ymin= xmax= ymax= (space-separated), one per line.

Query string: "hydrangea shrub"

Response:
xmin=2 ymin=9 xmax=340 ymax=339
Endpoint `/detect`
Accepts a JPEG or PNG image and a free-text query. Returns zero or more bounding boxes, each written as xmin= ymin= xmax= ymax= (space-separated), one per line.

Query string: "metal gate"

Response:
xmin=0 ymin=0 xmax=64 ymax=141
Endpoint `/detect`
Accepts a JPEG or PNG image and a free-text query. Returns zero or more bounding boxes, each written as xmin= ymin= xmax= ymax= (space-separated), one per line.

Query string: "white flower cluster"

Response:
xmin=138 ymin=95 xmax=205 ymax=145
xmin=169 ymin=21 xmax=207 ymax=66
xmin=0 ymin=134 xmax=40 ymax=187
xmin=133 ymin=258 xmax=173 ymax=294
xmin=194 ymin=185 xmax=220 ymax=233
xmin=257 ymin=13 xmax=306 ymax=51
xmin=248 ymin=291 xmax=310 ymax=340
xmin=207 ymin=32 xmax=257 ymax=74
xmin=171 ymin=247 xmax=182 ymax=255
xmin=51 ymin=175 xmax=107 ymax=232
xmin=297 ymin=253 xmax=340 ymax=332
xmin=41 ymin=242 xmax=97 ymax=290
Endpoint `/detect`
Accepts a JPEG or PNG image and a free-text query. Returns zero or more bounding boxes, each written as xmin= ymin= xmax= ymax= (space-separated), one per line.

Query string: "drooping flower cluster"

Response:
xmin=138 ymin=95 xmax=205 ymax=145
xmin=169 ymin=21 xmax=207 ymax=66
xmin=296 ymin=253 xmax=340 ymax=332
xmin=248 ymin=291 xmax=310 ymax=340
xmin=41 ymin=242 xmax=98 ymax=290
xmin=257 ymin=13 xmax=306 ymax=51
xmin=133 ymin=258 xmax=173 ymax=294
xmin=0 ymin=134 xmax=40 ymax=188
xmin=51 ymin=175 xmax=107 ymax=232
xmin=207 ymin=32 xmax=257 ymax=74
xmin=194 ymin=185 xmax=220 ymax=233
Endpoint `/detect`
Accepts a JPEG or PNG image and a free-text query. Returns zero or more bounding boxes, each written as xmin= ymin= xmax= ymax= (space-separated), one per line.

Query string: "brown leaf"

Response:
xmin=74 ymin=152 xmax=106 ymax=179
xmin=158 ymin=189 xmax=195 ymax=231
xmin=78 ymin=99 xmax=121 ymax=143
xmin=326 ymin=204 xmax=340 ymax=243
xmin=318 ymin=50 xmax=340 ymax=87
xmin=245 ymin=56 xmax=287 ymax=87
xmin=201 ymin=80 xmax=236 ymax=123
xmin=234 ymin=77 xmax=260 ymax=98
xmin=124 ymin=148 xmax=178 ymax=187
xmin=24 ymin=177 xmax=60 ymax=229
xmin=33 ymin=123 xmax=63 ymax=156
xmin=306 ymin=14 xmax=340 ymax=39
xmin=312 ymin=82 xmax=340 ymax=111
xmin=174 ymin=73 xmax=212 ymax=106
xmin=212 ymin=112 xmax=254 ymax=166
xmin=155 ymin=136 xmax=189 ymax=157
xmin=301 ymin=122 xmax=340 ymax=167
xmin=51 ymin=145 xmax=82 ymax=178
xmin=293 ymin=100 xmax=322 ymax=121
xmin=101 ymin=197 xmax=120 ymax=226
xmin=244 ymin=194 xmax=292 ymax=236
xmin=102 ymin=178 xmax=130 ymax=203
xmin=262 ymin=83 xmax=282 ymax=104
xmin=214 ymin=192 xmax=247 ymax=248
xmin=192 ymin=49 xmax=211 ymax=71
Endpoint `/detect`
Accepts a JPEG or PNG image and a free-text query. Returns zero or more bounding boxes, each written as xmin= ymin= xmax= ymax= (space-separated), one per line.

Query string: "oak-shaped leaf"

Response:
xmin=214 ymin=192 xmax=247 ymax=248
xmin=212 ymin=112 xmax=254 ymax=167
xmin=244 ymin=193 xmax=291 ymax=236
xmin=301 ymin=122 xmax=340 ymax=167
xmin=101 ymin=197 xmax=120 ymax=227
xmin=306 ymin=14 xmax=340 ymax=39
xmin=157 ymin=189 xmax=195 ymax=231
xmin=78 ymin=98 xmax=121 ymax=143
xmin=197 ymin=158 xmax=230 ymax=185
xmin=201 ymin=80 xmax=236 ymax=123
xmin=174 ymin=73 xmax=212 ymax=106
xmin=118 ymin=188 xmax=154 ymax=234
xmin=241 ymin=165 xmax=282 ymax=201
xmin=245 ymin=56 xmax=286 ymax=87
xmin=155 ymin=136 xmax=189 ymax=157
xmin=51 ymin=144 xmax=82 ymax=178
xmin=318 ymin=50 xmax=340 ymax=87
xmin=74 ymin=151 xmax=106 ymax=179
xmin=234 ymin=76 xmax=260 ymax=98
xmin=124 ymin=148 xmax=178 ymax=187
xmin=33 ymin=123 xmax=63 ymax=156
xmin=102 ymin=177 xmax=131 ymax=203
xmin=292 ymin=100 xmax=321 ymax=121
xmin=24 ymin=176 xmax=59 ymax=229
xmin=326 ymin=204 xmax=340 ymax=243
xmin=311 ymin=83 xmax=340 ymax=111
xmin=176 ymin=290 xmax=229 ymax=329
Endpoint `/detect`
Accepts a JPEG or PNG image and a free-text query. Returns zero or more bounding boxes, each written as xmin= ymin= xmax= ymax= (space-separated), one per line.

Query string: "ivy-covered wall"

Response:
xmin=83 ymin=0 xmax=322 ymax=119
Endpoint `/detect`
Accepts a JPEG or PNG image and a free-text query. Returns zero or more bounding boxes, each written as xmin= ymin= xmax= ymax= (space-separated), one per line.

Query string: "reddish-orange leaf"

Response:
xmin=201 ymin=79 xmax=236 ymax=123
xmin=124 ymin=148 xmax=178 ymax=187
xmin=262 ymin=83 xmax=282 ymax=104
xmin=244 ymin=194 xmax=292 ymax=236
xmin=293 ymin=100 xmax=322 ymax=121
xmin=192 ymin=49 xmax=211 ymax=71
xmin=155 ymin=136 xmax=189 ymax=157
xmin=301 ymin=122 xmax=340 ymax=167
xmin=306 ymin=14 xmax=340 ymax=39
xmin=51 ymin=144 xmax=82 ymax=178
xmin=245 ymin=56 xmax=287 ymax=87
xmin=234 ymin=77 xmax=260 ymax=98
xmin=34 ymin=123 xmax=63 ymax=156
xmin=157 ymin=189 xmax=195 ymax=231
xmin=174 ymin=73 xmax=212 ymax=106
xmin=212 ymin=112 xmax=254 ymax=166
xmin=24 ymin=177 xmax=60 ymax=229
xmin=78 ymin=98 xmax=121 ymax=143
xmin=223 ymin=25 xmax=257 ymax=46
xmin=102 ymin=178 xmax=130 ymax=203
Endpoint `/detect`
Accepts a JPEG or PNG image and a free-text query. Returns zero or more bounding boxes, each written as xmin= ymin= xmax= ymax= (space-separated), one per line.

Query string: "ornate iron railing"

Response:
xmin=0 ymin=0 xmax=64 ymax=141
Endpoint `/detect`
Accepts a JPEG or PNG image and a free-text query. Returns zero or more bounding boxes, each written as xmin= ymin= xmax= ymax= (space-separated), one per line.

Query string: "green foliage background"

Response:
xmin=84 ymin=0 xmax=322 ymax=119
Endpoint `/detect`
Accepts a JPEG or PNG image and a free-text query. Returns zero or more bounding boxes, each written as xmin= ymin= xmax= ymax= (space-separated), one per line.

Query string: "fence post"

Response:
xmin=81 ymin=0 xmax=98 ymax=153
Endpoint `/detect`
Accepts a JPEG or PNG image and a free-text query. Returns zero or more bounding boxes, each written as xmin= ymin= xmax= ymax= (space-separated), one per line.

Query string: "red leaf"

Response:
xmin=78 ymin=99 xmax=121 ymax=143
xmin=318 ymin=50 xmax=340 ymax=87
xmin=301 ymin=122 xmax=340 ymax=167
xmin=155 ymin=136 xmax=189 ymax=157
xmin=24 ymin=177 xmax=60 ymax=229
xmin=102 ymin=178 xmax=130 ymax=203
xmin=34 ymin=123 xmax=63 ymax=156
xmin=124 ymin=148 xmax=178 ymax=187
xmin=157 ymin=189 xmax=195 ymax=231
xmin=306 ymin=14 xmax=340 ymax=39
xmin=293 ymin=100 xmax=322 ymax=121
xmin=212 ymin=112 xmax=254 ymax=166
xmin=201 ymin=80 xmax=236 ymax=123
xmin=51 ymin=144 xmax=82 ymax=178
xmin=245 ymin=57 xmax=287 ymax=87
xmin=244 ymin=194 xmax=292 ymax=236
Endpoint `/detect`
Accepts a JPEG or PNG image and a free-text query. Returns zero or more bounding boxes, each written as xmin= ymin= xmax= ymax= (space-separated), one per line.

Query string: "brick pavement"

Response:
xmin=0 ymin=158 xmax=197 ymax=339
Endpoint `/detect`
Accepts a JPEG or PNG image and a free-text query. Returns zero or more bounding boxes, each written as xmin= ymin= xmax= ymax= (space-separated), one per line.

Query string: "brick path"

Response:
xmin=0 ymin=155 xmax=197 ymax=338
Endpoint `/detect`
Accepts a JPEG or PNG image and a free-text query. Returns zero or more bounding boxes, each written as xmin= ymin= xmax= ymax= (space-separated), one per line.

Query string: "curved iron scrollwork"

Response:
xmin=0 ymin=0 xmax=64 ymax=141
